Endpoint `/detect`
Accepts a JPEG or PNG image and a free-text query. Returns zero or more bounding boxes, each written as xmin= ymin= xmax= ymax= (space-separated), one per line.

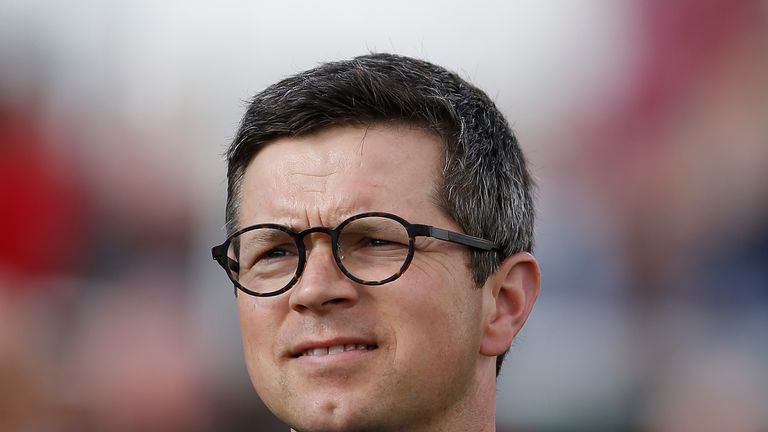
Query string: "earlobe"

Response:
xmin=479 ymin=252 xmax=540 ymax=357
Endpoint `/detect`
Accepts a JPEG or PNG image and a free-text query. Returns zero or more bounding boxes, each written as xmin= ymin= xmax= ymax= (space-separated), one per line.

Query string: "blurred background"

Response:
xmin=1 ymin=0 xmax=767 ymax=431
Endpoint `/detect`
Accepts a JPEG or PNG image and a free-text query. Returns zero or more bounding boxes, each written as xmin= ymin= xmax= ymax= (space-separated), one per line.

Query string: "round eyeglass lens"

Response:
xmin=337 ymin=216 xmax=411 ymax=283
xmin=228 ymin=227 xmax=299 ymax=295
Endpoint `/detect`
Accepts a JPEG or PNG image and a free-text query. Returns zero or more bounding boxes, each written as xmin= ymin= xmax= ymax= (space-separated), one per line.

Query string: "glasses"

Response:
xmin=212 ymin=212 xmax=501 ymax=297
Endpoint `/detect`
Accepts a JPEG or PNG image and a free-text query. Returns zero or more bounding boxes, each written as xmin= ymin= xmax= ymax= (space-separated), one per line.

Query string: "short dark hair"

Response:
xmin=225 ymin=53 xmax=535 ymax=376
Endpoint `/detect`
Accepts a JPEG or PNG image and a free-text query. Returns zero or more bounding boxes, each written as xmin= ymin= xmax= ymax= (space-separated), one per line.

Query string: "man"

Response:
xmin=212 ymin=53 xmax=540 ymax=432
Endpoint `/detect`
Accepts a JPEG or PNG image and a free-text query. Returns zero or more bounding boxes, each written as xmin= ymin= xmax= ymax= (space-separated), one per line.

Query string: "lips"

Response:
xmin=301 ymin=344 xmax=376 ymax=357
xmin=291 ymin=339 xmax=378 ymax=358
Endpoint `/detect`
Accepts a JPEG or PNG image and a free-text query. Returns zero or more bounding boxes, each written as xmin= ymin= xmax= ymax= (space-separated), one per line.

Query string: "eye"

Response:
xmin=364 ymin=237 xmax=408 ymax=250
xmin=367 ymin=238 xmax=392 ymax=247
xmin=262 ymin=247 xmax=295 ymax=260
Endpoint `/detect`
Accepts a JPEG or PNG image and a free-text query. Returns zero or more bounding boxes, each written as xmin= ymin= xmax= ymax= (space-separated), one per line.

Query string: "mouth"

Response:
xmin=291 ymin=342 xmax=378 ymax=358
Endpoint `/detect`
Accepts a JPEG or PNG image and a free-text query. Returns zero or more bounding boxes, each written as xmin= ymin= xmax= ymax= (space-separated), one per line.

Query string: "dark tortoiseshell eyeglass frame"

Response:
xmin=212 ymin=212 xmax=502 ymax=297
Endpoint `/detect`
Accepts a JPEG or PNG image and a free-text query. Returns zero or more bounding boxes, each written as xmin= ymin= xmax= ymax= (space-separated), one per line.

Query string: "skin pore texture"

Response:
xmin=236 ymin=125 xmax=540 ymax=432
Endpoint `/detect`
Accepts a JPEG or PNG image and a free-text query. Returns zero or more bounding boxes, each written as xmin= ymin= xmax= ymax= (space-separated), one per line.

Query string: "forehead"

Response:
xmin=239 ymin=125 xmax=446 ymax=227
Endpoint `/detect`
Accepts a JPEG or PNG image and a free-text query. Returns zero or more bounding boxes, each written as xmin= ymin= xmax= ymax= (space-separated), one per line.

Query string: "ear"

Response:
xmin=479 ymin=252 xmax=541 ymax=357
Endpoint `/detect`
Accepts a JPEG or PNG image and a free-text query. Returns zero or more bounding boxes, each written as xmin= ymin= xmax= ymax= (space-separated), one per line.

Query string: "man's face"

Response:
xmin=237 ymin=125 xmax=490 ymax=431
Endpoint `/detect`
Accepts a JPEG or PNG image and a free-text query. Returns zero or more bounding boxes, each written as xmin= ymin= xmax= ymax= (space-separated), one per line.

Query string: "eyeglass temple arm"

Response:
xmin=212 ymin=244 xmax=227 ymax=260
xmin=212 ymin=243 xmax=240 ymax=297
xmin=409 ymin=224 xmax=500 ymax=252
xmin=212 ymin=244 xmax=240 ymax=272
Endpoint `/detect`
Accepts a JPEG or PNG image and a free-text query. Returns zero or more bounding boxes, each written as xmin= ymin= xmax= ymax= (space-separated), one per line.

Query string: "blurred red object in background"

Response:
xmin=0 ymin=105 xmax=86 ymax=289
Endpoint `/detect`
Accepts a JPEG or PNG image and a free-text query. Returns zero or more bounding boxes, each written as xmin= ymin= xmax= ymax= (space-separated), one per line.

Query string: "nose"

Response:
xmin=288 ymin=234 xmax=360 ymax=314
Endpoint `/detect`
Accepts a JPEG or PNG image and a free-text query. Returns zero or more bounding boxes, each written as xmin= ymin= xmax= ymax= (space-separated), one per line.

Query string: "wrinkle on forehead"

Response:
xmin=356 ymin=126 xmax=370 ymax=163
xmin=285 ymin=171 xmax=337 ymax=195
xmin=240 ymin=124 xmax=444 ymax=228
xmin=277 ymin=127 xmax=371 ymax=194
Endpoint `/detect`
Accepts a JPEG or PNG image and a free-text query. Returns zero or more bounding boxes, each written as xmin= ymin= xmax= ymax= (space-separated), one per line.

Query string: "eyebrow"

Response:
xmin=242 ymin=229 xmax=292 ymax=243
xmin=262 ymin=210 xmax=366 ymax=232
xmin=340 ymin=219 xmax=403 ymax=235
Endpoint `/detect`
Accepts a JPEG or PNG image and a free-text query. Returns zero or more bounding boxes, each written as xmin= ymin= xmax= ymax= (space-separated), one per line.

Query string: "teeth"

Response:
xmin=301 ymin=344 xmax=374 ymax=357
xmin=310 ymin=347 xmax=328 ymax=356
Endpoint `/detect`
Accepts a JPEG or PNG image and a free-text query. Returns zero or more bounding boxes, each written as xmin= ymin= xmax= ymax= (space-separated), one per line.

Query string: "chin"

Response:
xmin=281 ymin=400 xmax=380 ymax=432
xmin=286 ymin=415 xmax=366 ymax=432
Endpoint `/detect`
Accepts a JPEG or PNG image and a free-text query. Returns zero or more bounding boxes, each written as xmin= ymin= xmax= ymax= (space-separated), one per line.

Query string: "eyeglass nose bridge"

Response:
xmin=294 ymin=226 xmax=342 ymax=255
xmin=292 ymin=225 xmax=346 ymax=283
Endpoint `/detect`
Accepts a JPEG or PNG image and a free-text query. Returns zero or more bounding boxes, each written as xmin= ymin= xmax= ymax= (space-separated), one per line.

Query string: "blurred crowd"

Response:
xmin=505 ymin=1 xmax=768 ymax=430
xmin=1 ymin=1 xmax=767 ymax=431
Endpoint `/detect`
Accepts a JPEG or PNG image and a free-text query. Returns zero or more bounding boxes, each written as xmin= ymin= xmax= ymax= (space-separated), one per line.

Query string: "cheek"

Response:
xmin=237 ymin=298 xmax=280 ymax=376
xmin=236 ymin=298 xmax=299 ymax=419
xmin=385 ymin=268 xmax=482 ymax=374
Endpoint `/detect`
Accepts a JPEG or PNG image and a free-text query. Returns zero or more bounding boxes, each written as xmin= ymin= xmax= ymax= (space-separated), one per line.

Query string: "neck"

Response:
xmin=438 ymin=362 xmax=497 ymax=432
